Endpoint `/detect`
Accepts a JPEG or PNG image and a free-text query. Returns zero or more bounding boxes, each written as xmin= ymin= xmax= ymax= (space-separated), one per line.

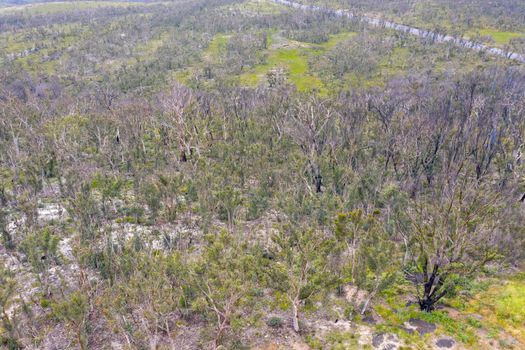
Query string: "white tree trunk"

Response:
xmin=292 ymin=300 xmax=300 ymax=333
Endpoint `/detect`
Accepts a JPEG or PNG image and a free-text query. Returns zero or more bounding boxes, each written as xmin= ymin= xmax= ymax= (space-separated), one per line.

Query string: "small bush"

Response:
xmin=466 ymin=317 xmax=482 ymax=328
xmin=266 ymin=316 xmax=283 ymax=328
xmin=40 ymin=298 xmax=50 ymax=308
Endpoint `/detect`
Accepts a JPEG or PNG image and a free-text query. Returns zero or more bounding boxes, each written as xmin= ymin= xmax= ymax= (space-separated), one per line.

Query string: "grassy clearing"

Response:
xmin=475 ymin=29 xmax=524 ymax=45
xmin=238 ymin=32 xmax=357 ymax=93
xmin=203 ymin=34 xmax=230 ymax=62
xmin=238 ymin=47 xmax=324 ymax=93
xmin=177 ymin=29 xmax=480 ymax=95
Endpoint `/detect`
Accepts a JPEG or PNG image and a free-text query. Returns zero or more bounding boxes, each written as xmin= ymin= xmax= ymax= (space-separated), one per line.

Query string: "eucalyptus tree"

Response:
xmin=190 ymin=230 xmax=258 ymax=347
xmin=404 ymin=177 xmax=502 ymax=311
xmin=266 ymin=226 xmax=336 ymax=332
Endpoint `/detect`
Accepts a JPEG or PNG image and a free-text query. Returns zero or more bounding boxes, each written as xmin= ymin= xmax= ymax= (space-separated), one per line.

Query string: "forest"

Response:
xmin=0 ymin=0 xmax=524 ymax=349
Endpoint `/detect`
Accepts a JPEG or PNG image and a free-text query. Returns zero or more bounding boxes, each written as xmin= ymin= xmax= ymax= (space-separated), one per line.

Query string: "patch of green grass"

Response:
xmin=325 ymin=330 xmax=359 ymax=349
xmin=381 ymin=47 xmax=410 ymax=75
xmin=271 ymin=291 xmax=291 ymax=311
xmin=305 ymin=335 xmax=323 ymax=350
xmin=317 ymin=32 xmax=356 ymax=50
xmin=238 ymin=32 xmax=361 ymax=93
xmin=464 ymin=275 xmax=525 ymax=344
xmin=411 ymin=310 xmax=477 ymax=345
xmin=375 ymin=303 xmax=405 ymax=325
xmin=373 ymin=323 xmax=424 ymax=347
xmin=238 ymin=47 xmax=324 ymax=92
xmin=173 ymin=69 xmax=192 ymax=85
xmin=475 ymin=29 xmax=524 ymax=45
xmin=204 ymin=34 xmax=230 ymax=62
xmin=466 ymin=316 xmax=482 ymax=329
xmin=375 ymin=302 xmax=478 ymax=346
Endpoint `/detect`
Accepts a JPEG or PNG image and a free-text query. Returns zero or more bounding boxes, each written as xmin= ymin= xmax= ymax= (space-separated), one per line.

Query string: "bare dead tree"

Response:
xmin=285 ymin=96 xmax=337 ymax=193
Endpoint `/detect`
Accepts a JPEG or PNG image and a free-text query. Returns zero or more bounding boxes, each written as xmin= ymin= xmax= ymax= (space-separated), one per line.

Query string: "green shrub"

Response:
xmin=266 ymin=316 xmax=283 ymax=328
xmin=466 ymin=317 xmax=482 ymax=328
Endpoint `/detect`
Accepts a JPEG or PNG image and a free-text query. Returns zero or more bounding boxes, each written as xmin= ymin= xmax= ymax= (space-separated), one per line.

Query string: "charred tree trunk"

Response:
xmin=314 ymin=174 xmax=323 ymax=193
xmin=418 ymin=261 xmax=447 ymax=312
xmin=311 ymin=163 xmax=323 ymax=193
xmin=419 ymin=285 xmax=448 ymax=312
